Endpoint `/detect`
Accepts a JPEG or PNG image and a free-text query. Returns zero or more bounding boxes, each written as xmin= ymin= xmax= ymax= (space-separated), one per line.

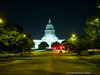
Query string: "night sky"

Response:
xmin=0 ymin=0 xmax=96 ymax=39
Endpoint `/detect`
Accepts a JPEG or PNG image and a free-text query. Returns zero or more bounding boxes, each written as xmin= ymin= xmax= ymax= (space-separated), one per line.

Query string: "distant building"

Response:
xmin=34 ymin=18 xmax=64 ymax=48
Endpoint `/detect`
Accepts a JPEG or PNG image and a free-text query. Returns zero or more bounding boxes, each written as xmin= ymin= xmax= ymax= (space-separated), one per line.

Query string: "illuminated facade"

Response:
xmin=34 ymin=19 xmax=64 ymax=48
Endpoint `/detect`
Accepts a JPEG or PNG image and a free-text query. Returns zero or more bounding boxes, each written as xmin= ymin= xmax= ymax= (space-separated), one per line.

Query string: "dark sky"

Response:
xmin=0 ymin=0 xmax=96 ymax=39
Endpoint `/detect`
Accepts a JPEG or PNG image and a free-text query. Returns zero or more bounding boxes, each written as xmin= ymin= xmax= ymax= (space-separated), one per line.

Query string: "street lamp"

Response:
xmin=98 ymin=5 xmax=100 ymax=8
xmin=23 ymin=34 xmax=26 ymax=37
xmin=0 ymin=19 xmax=3 ymax=24
xmin=95 ymin=18 xmax=99 ymax=22
xmin=71 ymin=34 xmax=77 ymax=41
xmin=72 ymin=34 xmax=76 ymax=37
xmin=91 ymin=39 xmax=95 ymax=52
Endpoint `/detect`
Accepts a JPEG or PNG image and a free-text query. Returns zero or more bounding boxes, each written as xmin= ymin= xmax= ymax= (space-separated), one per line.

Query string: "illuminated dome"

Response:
xmin=46 ymin=24 xmax=54 ymax=30
xmin=42 ymin=18 xmax=58 ymax=40
xmin=41 ymin=18 xmax=59 ymax=48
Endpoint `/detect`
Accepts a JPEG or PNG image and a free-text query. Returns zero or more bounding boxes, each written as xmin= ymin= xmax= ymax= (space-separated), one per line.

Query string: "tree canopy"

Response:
xmin=0 ymin=19 xmax=34 ymax=53
xmin=38 ymin=42 xmax=49 ymax=49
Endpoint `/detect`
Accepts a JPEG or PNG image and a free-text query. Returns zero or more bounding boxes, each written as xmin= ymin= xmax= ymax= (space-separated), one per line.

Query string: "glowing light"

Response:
xmin=49 ymin=18 xmax=51 ymax=23
xmin=59 ymin=45 xmax=64 ymax=50
xmin=95 ymin=18 xmax=99 ymax=22
xmin=54 ymin=47 xmax=57 ymax=50
xmin=0 ymin=19 xmax=3 ymax=24
xmin=54 ymin=44 xmax=64 ymax=50
xmin=98 ymin=6 xmax=100 ymax=8
xmin=72 ymin=34 xmax=75 ymax=37
xmin=91 ymin=39 xmax=93 ymax=40
xmin=23 ymin=34 xmax=26 ymax=37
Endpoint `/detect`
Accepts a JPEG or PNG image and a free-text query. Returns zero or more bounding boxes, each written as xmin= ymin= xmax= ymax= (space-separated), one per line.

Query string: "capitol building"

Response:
xmin=34 ymin=19 xmax=64 ymax=48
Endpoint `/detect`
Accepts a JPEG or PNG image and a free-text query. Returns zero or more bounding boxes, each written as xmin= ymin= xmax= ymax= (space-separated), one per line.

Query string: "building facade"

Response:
xmin=34 ymin=19 xmax=64 ymax=48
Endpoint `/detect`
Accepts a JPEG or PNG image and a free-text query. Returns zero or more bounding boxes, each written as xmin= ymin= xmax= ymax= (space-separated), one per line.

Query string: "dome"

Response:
xmin=46 ymin=24 xmax=54 ymax=30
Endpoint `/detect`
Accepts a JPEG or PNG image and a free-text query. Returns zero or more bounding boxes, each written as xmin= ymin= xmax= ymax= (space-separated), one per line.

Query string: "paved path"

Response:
xmin=0 ymin=53 xmax=100 ymax=75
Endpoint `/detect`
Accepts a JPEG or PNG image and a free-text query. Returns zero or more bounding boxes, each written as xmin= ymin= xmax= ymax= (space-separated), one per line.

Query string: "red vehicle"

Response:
xmin=53 ymin=44 xmax=65 ymax=50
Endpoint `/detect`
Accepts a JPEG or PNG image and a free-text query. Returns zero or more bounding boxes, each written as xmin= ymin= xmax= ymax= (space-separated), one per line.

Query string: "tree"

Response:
xmin=51 ymin=42 xmax=60 ymax=47
xmin=85 ymin=17 xmax=100 ymax=38
xmin=61 ymin=41 xmax=68 ymax=50
xmin=38 ymin=42 xmax=49 ymax=49
xmin=61 ymin=40 xmax=75 ymax=52
xmin=67 ymin=34 xmax=79 ymax=46
xmin=67 ymin=34 xmax=89 ymax=55
xmin=0 ymin=18 xmax=34 ymax=53
xmin=84 ymin=17 xmax=100 ymax=50
xmin=94 ymin=37 xmax=100 ymax=48
xmin=22 ymin=34 xmax=34 ymax=53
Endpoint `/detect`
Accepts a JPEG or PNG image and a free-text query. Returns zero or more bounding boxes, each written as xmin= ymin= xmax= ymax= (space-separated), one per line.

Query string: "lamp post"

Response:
xmin=91 ymin=39 xmax=94 ymax=52
xmin=23 ymin=34 xmax=27 ymax=53
xmin=91 ymin=38 xmax=95 ymax=55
